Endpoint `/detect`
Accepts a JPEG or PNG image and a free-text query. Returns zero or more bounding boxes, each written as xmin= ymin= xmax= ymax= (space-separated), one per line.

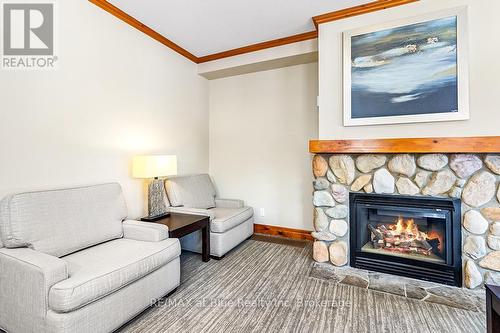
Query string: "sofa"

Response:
xmin=165 ymin=174 xmax=254 ymax=258
xmin=0 ymin=183 xmax=181 ymax=333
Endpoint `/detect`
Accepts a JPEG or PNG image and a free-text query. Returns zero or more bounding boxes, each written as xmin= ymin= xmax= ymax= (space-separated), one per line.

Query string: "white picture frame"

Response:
xmin=343 ymin=7 xmax=469 ymax=127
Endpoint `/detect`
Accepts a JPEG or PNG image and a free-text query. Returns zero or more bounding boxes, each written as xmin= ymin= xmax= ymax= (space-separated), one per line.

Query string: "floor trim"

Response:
xmin=254 ymin=224 xmax=313 ymax=241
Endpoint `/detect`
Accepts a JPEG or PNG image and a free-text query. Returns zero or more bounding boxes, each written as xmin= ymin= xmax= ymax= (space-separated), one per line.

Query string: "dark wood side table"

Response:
xmin=486 ymin=284 xmax=500 ymax=333
xmin=141 ymin=213 xmax=210 ymax=262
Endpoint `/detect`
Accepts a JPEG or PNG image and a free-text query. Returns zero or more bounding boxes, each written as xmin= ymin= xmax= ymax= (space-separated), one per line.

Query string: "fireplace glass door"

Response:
xmin=357 ymin=204 xmax=449 ymax=265
xmin=350 ymin=193 xmax=462 ymax=286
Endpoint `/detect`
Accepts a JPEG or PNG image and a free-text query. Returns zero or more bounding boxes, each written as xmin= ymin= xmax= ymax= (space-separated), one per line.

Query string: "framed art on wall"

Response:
xmin=343 ymin=7 xmax=469 ymax=126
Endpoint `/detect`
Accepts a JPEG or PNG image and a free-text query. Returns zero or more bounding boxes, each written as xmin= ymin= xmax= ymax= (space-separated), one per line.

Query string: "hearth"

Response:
xmin=350 ymin=193 xmax=462 ymax=286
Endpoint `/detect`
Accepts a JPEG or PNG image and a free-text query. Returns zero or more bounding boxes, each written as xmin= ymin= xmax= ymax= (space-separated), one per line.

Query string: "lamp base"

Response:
xmin=148 ymin=178 xmax=168 ymax=218
xmin=141 ymin=213 xmax=170 ymax=222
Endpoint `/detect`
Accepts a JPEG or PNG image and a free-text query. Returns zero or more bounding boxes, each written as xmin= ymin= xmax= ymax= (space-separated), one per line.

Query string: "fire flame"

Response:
xmin=427 ymin=230 xmax=443 ymax=252
xmin=390 ymin=217 xmax=424 ymax=240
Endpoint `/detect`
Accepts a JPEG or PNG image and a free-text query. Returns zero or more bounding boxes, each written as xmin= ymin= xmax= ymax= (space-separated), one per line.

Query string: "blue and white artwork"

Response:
xmin=349 ymin=16 xmax=459 ymax=120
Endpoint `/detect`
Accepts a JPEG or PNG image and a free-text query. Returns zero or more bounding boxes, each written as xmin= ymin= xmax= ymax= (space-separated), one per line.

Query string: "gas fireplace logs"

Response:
xmin=367 ymin=218 xmax=440 ymax=256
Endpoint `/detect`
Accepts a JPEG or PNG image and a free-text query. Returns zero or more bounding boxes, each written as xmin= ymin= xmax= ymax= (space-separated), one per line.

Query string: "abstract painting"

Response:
xmin=343 ymin=8 xmax=469 ymax=126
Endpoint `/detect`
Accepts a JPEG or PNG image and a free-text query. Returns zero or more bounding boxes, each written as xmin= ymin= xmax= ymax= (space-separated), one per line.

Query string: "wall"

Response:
xmin=0 ymin=0 xmax=209 ymax=218
xmin=319 ymin=0 xmax=500 ymax=139
xmin=209 ymin=63 xmax=318 ymax=230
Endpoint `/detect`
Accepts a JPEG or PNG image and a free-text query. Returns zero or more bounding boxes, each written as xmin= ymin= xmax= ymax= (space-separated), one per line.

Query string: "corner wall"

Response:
xmin=209 ymin=63 xmax=318 ymax=230
xmin=319 ymin=0 xmax=500 ymax=139
xmin=0 ymin=1 xmax=209 ymax=218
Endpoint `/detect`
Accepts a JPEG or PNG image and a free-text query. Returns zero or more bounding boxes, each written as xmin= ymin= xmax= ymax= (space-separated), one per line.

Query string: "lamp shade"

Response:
xmin=132 ymin=155 xmax=177 ymax=179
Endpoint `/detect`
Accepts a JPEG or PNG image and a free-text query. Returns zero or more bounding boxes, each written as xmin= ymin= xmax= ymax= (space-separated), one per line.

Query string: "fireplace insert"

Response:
xmin=349 ymin=193 xmax=462 ymax=286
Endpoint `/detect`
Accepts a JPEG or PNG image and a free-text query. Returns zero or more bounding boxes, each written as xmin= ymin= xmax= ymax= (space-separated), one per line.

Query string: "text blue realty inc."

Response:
xmin=152 ymin=297 xmax=352 ymax=309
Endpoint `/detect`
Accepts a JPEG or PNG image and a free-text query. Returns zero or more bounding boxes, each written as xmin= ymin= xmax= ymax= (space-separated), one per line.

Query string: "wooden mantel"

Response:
xmin=309 ymin=136 xmax=500 ymax=153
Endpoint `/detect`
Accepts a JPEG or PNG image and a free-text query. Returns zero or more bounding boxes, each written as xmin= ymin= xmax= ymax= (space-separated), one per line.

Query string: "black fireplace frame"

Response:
xmin=349 ymin=193 xmax=462 ymax=287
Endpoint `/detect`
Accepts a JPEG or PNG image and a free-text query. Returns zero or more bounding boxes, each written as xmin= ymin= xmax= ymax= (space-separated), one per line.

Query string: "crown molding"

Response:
xmin=197 ymin=31 xmax=318 ymax=63
xmin=89 ymin=0 xmax=418 ymax=64
xmin=89 ymin=0 xmax=198 ymax=62
xmin=312 ymin=0 xmax=419 ymax=29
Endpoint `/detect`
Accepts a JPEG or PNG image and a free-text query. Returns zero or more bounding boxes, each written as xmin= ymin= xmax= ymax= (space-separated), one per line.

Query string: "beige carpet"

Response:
xmin=119 ymin=237 xmax=486 ymax=333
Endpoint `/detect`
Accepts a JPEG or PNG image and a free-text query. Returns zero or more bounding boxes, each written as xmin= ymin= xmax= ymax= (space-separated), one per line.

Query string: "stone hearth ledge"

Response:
xmin=309 ymin=262 xmax=485 ymax=312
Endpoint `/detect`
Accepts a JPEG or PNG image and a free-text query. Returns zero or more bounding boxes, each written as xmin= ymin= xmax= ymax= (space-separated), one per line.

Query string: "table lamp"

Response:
xmin=132 ymin=155 xmax=177 ymax=221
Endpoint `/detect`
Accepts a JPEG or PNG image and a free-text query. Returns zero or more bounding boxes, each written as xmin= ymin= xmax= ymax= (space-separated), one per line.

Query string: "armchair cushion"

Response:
xmin=165 ymin=174 xmax=216 ymax=209
xmin=215 ymin=198 xmax=244 ymax=209
xmin=123 ymin=220 xmax=168 ymax=242
xmin=0 ymin=248 xmax=68 ymax=329
xmin=0 ymin=183 xmax=127 ymax=257
xmin=210 ymin=207 xmax=254 ymax=233
xmin=49 ymin=238 xmax=180 ymax=313
xmin=167 ymin=206 xmax=216 ymax=220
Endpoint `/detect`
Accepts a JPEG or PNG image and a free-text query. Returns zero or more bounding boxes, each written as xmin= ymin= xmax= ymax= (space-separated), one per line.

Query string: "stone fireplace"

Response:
xmin=310 ymin=142 xmax=500 ymax=289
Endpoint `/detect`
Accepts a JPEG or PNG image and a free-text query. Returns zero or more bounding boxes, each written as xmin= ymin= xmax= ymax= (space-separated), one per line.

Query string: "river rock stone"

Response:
xmin=448 ymin=186 xmax=462 ymax=199
xmin=351 ymin=174 xmax=372 ymax=192
xmin=356 ymin=154 xmax=387 ymax=173
xmin=449 ymin=154 xmax=482 ymax=178
xmin=490 ymin=222 xmax=500 ymax=236
xmin=485 ymin=271 xmax=500 ymax=285
xmin=313 ymin=178 xmax=330 ymax=190
xmin=498 ymin=186 xmax=500 ymax=203
xmin=331 ymin=184 xmax=348 ymax=203
xmin=464 ymin=236 xmax=486 ymax=259
xmin=311 ymin=231 xmax=336 ymax=242
xmin=329 ymin=220 xmax=348 ymax=237
xmin=455 ymin=178 xmax=467 ymax=188
xmin=313 ymin=191 xmax=335 ymax=207
xmin=482 ymin=207 xmax=500 ymax=221
xmin=414 ymin=170 xmax=431 ymax=188
xmin=479 ymin=251 xmax=500 ymax=271
xmin=373 ymin=168 xmax=395 ymax=194
xmin=313 ymin=241 xmax=329 ymax=262
xmin=485 ymin=155 xmax=500 ymax=175
xmin=388 ymin=154 xmax=416 ymax=177
xmin=422 ymin=169 xmax=456 ymax=196
xmin=326 ymin=170 xmax=337 ymax=183
xmin=462 ymin=171 xmax=496 ymax=207
xmin=313 ymin=207 xmax=329 ymax=232
xmin=325 ymin=205 xmax=348 ymax=219
xmin=364 ymin=184 xmax=373 ymax=193
xmin=487 ymin=234 xmax=500 ymax=250
xmin=417 ymin=154 xmax=449 ymax=171
xmin=329 ymin=155 xmax=355 ymax=185
xmin=329 ymin=241 xmax=348 ymax=267
xmin=465 ymin=260 xmax=482 ymax=289
xmin=396 ymin=177 xmax=420 ymax=195
xmin=313 ymin=155 xmax=328 ymax=178
xmin=463 ymin=210 xmax=489 ymax=235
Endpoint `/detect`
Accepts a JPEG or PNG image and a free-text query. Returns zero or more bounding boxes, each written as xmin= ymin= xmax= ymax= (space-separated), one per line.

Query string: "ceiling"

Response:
xmin=107 ymin=0 xmax=372 ymax=57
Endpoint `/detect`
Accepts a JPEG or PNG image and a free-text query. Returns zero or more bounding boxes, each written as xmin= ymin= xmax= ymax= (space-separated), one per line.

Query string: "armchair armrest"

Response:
xmin=123 ymin=220 xmax=169 ymax=242
xmin=167 ymin=207 xmax=215 ymax=220
xmin=215 ymin=198 xmax=244 ymax=209
xmin=0 ymin=248 xmax=68 ymax=330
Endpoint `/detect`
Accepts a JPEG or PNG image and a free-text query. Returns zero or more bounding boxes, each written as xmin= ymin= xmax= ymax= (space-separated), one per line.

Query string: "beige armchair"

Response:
xmin=0 ymin=183 xmax=180 ymax=333
xmin=165 ymin=174 xmax=254 ymax=258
